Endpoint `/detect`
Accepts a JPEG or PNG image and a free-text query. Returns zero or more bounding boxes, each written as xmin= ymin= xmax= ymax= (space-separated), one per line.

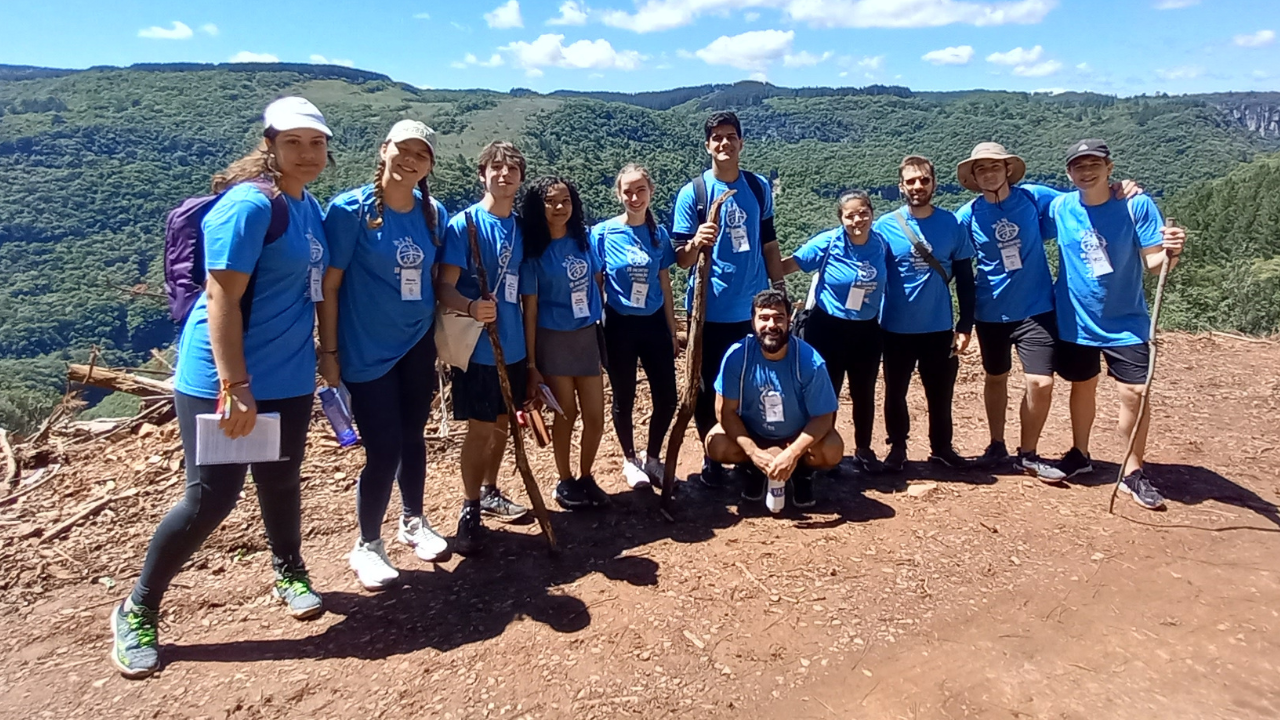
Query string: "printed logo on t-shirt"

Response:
xmin=994 ymin=218 xmax=1020 ymax=244
xmin=395 ymin=236 xmax=425 ymax=268
xmin=1079 ymin=229 xmax=1107 ymax=257
xmin=563 ymin=254 xmax=590 ymax=282
xmin=307 ymin=232 xmax=324 ymax=265
xmin=724 ymin=201 xmax=748 ymax=230
xmin=908 ymin=237 xmax=935 ymax=273
xmin=855 ymin=261 xmax=878 ymax=283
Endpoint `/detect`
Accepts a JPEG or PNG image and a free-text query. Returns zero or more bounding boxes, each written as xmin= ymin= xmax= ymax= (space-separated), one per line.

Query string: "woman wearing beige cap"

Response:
xmin=317 ymin=120 xmax=451 ymax=591
xmin=113 ymin=96 xmax=333 ymax=679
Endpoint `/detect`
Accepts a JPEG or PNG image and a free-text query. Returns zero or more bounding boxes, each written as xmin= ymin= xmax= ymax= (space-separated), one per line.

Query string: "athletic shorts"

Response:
xmin=450 ymin=359 xmax=529 ymax=423
xmin=1055 ymin=341 xmax=1149 ymax=385
xmin=974 ymin=312 xmax=1057 ymax=377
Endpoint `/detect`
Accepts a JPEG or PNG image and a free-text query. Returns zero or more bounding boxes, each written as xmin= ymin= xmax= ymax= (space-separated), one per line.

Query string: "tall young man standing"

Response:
xmin=875 ymin=155 xmax=976 ymax=472
xmin=954 ymin=143 xmax=1065 ymax=480
xmin=1046 ymin=139 xmax=1185 ymax=510
xmin=436 ymin=141 xmax=533 ymax=554
xmin=671 ymin=111 xmax=785 ymax=487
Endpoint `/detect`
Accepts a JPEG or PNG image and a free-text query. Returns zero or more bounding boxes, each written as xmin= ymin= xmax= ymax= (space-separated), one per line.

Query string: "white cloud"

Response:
xmin=986 ymin=45 xmax=1042 ymax=65
xmin=485 ymin=0 xmax=525 ymax=28
xmin=414 ymin=12 xmax=431 ymax=19
xmin=1154 ymin=0 xmax=1198 ymax=8
xmin=229 ymin=51 xmax=279 ymax=63
xmin=1254 ymin=69 xmax=1270 ymax=79
xmin=922 ymin=45 xmax=974 ymax=65
xmin=547 ymin=1 xmax=589 ymax=25
xmin=676 ymin=48 xmax=697 ymax=59
xmin=782 ymin=50 xmax=833 ymax=67
xmin=1076 ymin=62 xmax=1091 ymax=71
xmin=499 ymin=33 xmax=643 ymax=76
xmin=1156 ymin=65 xmax=1203 ymax=80
xmin=451 ymin=52 xmax=506 ymax=69
xmin=199 ymin=23 xmax=218 ymax=36
xmin=451 ymin=21 xmax=472 ymax=32
xmin=1012 ymin=59 xmax=1061 ymax=76
xmin=138 ymin=21 xmax=193 ymax=40
xmin=601 ymin=0 xmax=1056 ymax=33
xmin=745 ymin=11 xmax=761 ymax=20
xmin=695 ymin=29 xmax=794 ymax=71
xmin=858 ymin=55 xmax=884 ymax=70
xmin=1234 ymin=29 xmax=1275 ymax=48
xmin=310 ymin=54 xmax=355 ymax=67
xmin=749 ymin=71 xmax=769 ymax=82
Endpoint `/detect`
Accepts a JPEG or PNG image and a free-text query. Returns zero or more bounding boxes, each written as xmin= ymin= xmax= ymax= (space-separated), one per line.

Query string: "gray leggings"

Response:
xmin=129 ymin=391 xmax=313 ymax=610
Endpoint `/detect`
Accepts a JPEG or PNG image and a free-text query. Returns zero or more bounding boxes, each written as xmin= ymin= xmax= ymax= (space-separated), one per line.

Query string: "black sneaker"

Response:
xmin=454 ymin=502 xmax=485 ymax=556
xmin=884 ymin=444 xmax=907 ymax=473
xmin=480 ymin=485 xmax=529 ymax=522
xmin=1119 ymin=468 xmax=1166 ymax=510
xmin=854 ymin=447 xmax=884 ymax=475
xmin=792 ymin=468 xmax=816 ymax=509
xmin=698 ymin=459 xmax=728 ymax=489
xmin=579 ymin=474 xmax=611 ymax=507
xmin=976 ymin=441 xmax=1010 ymax=470
xmin=739 ymin=464 xmax=767 ymax=502
xmin=1018 ymin=449 xmax=1066 ymax=482
xmin=1057 ymin=448 xmax=1094 ymax=479
xmin=929 ymin=447 xmax=972 ymax=469
xmin=554 ymin=478 xmax=593 ymax=510
xmin=111 ymin=600 xmax=160 ymax=679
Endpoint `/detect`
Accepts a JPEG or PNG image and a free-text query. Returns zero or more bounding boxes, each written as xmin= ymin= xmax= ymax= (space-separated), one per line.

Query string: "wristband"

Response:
xmin=318 ymin=348 xmax=338 ymax=355
xmin=467 ymin=299 xmax=475 ymax=317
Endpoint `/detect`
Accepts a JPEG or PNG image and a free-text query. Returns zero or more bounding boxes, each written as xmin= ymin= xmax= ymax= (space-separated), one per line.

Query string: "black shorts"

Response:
xmin=974 ymin=312 xmax=1057 ymax=377
xmin=1055 ymin=341 xmax=1149 ymax=385
xmin=450 ymin=359 xmax=529 ymax=423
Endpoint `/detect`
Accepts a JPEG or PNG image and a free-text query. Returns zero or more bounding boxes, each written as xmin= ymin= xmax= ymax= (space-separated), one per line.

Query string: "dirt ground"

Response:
xmin=2 ymin=332 xmax=1278 ymax=720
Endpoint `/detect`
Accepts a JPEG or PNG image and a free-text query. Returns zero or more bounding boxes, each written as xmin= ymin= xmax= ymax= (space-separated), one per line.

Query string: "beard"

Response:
xmin=759 ymin=328 xmax=789 ymax=353
xmin=905 ymin=191 xmax=934 ymax=207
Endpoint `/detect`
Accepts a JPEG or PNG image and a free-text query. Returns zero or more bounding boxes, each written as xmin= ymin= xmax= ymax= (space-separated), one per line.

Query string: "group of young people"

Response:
xmin=110 ymin=99 xmax=1185 ymax=679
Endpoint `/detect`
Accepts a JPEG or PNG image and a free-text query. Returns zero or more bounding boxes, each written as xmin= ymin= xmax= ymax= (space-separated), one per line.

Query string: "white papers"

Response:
xmin=195 ymin=412 xmax=283 ymax=466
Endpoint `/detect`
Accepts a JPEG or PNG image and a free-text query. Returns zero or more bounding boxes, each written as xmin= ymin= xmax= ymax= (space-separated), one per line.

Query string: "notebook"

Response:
xmin=195 ymin=412 xmax=283 ymax=466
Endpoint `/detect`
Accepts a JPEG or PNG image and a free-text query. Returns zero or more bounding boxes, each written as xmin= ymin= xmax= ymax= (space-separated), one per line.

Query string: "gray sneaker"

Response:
xmin=480 ymin=485 xmax=529 ymax=522
xmin=1119 ymin=468 xmax=1166 ymax=510
xmin=111 ymin=600 xmax=160 ymax=679
xmin=1018 ymin=449 xmax=1066 ymax=482
xmin=273 ymin=568 xmax=324 ymax=619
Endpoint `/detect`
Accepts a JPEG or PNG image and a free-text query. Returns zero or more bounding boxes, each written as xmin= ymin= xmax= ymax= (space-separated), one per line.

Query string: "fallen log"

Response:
xmin=67 ymin=364 xmax=171 ymax=397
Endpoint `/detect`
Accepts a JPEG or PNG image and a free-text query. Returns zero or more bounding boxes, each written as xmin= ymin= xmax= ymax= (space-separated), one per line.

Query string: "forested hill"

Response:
xmin=1 ymin=62 xmax=1278 ymax=431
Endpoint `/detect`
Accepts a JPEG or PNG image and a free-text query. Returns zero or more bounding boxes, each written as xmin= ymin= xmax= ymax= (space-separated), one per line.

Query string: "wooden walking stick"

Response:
xmin=465 ymin=213 xmax=558 ymax=551
xmin=1108 ymin=217 xmax=1177 ymax=514
xmin=660 ymin=189 xmax=737 ymax=518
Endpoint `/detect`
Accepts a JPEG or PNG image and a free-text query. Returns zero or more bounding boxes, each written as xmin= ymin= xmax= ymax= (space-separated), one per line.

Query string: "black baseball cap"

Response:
xmin=1065 ymin=138 xmax=1111 ymax=166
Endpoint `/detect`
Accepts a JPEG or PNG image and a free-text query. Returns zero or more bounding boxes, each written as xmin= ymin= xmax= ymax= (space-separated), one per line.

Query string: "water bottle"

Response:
xmin=766 ymin=479 xmax=786 ymax=513
xmin=318 ymin=386 xmax=358 ymax=447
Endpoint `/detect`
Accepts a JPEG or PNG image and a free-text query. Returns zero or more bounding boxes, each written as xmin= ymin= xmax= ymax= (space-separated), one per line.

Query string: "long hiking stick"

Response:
xmin=1108 ymin=221 xmax=1176 ymax=514
xmin=466 ymin=214 xmax=558 ymax=551
xmin=660 ymin=189 xmax=737 ymax=518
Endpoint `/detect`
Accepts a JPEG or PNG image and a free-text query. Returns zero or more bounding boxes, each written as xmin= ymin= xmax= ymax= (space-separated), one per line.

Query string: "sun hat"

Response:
xmin=956 ymin=142 xmax=1027 ymax=193
xmin=385 ymin=119 xmax=436 ymax=158
xmin=262 ymin=96 xmax=332 ymax=137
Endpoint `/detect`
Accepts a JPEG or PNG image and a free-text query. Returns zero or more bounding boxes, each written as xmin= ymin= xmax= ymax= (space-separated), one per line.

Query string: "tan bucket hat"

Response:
xmin=957 ymin=142 xmax=1027 ymax=193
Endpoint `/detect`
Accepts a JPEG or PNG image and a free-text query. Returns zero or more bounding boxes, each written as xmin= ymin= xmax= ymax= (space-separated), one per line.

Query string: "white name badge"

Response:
xmin=571 ymin=290 xmax=590 ymax=318
xmin=1000 ymin=244 xmax=1023 ymax=272
xmin=845 ymin=285 xmax=866 ymax=311
xmin=400 ymin=267 xmax=422 ymax=301
xmin=504 ymin=273 xmax=518 ymax=303
xmin=1085 ymin=247 xmax=1113 ymax=278
xmin=762 ymin=390 xmax=785 ymax=424
xmin=629 ymin=281 xmax=649 ymax=308
xmin=730 ymin=226 xmax=750 ymax=253
xmin=309 ymin=266 xmax=324 ymax=302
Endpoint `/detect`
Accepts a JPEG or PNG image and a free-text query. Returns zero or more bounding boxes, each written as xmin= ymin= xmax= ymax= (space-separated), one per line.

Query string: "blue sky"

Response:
xmin=1 ymin=0 xmax=1276 ymax=95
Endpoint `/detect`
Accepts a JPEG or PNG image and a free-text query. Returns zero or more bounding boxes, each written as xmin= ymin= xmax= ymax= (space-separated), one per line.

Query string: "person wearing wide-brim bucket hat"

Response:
xmin=956 ymin=142 xmax=1027 ymax=194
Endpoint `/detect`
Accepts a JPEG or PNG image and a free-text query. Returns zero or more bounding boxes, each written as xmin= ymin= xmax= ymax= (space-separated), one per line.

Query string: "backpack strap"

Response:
xmin=693 ymin=173 xmax=709 ymax=227
xmin=893 ymin=207 xmax=951 ymax=285
xmin=239 ymin=179 xmax=292 ymax=329
xmin=742 ymin=171 xmax=768 ymax=215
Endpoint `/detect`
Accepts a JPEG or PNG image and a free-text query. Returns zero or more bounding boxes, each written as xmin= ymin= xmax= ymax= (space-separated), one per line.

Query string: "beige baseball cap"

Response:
xmin=386 ymin=119 xmax=436 ymax=157
xmin=957 ymin=142 xmax=1026 ymax=193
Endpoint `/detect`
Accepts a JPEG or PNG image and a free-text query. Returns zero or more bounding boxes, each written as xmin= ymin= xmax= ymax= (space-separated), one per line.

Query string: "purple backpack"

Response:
xmin=163 ymin=178 xmax=290 ymax=325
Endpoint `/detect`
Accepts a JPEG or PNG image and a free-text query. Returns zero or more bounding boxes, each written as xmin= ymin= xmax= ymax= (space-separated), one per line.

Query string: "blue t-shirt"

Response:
xmin=323 ymin=185 xmax=448 ymax=383
xmin=591 ymin=218 xmax=676 ymax=316
xmin=714 ymin=335 xmax=839 ymax=441
xmin=955 ymin=184 xmax=1059 ymax=324
xmin=520 ymin=235 xmax=603 ymax=331
xmin=175 ymin=183 xmax=328 ymax=400
xmin=791 ymin=227 xmax=887 ymax=322
xmin=1047 ymin=193 xmax=1164 ymax=347
xmin=874 ymin=207 xmax=974 ymax=334
xmin=441 ymin=204 xmax=526 ymax=365
xmin=671 ymin=170 xmax=774 ymax=323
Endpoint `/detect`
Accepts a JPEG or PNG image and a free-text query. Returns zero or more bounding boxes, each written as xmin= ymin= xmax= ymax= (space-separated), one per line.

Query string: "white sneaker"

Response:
xmin=349 ymin=538 xmax=399 ymax=591
xmin=623 ymin=458 xmax=651 ymax=489
xmin=397 ymin=515 xmax=450 ymax=562
xmin=644 ymin=455 xmax=667 ymax=484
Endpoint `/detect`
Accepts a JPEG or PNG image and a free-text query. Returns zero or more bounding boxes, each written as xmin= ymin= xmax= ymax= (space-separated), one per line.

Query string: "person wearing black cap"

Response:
xmin=1044 ymin=139 xmax=1186 ymax=510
